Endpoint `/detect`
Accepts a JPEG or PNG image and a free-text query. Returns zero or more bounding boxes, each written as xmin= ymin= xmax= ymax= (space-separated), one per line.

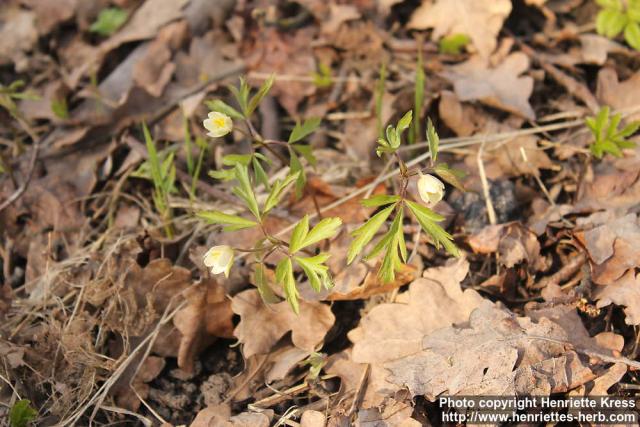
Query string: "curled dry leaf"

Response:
xmin=578 ymin=34 xmax=624 ymax=66
xmin=133 ymin=33 xmax=177 ymax=97
xmin=0 ymin=7 xmax=37 ymax=68
xmin=575 ymin=162 xmax=640 ymax=213
xmin=408 ymin=0 xmax=512 ymax=58
xmin=190 ymin=404 xmax=272 ymax=427
xmin=300 ymin=410 xmax=326 ymax=427
xmin=597 ymin=67 xmax=640 ymax=122
xmin=175 ymin=30 xmax=242 ymax=87
xmin=357 ymin=397 xmax=418 ymax=427
xmin=574 ymin=213 xmax=640 ymax=285
xmin=173 ymin=278 xmax=235 ymax=373
xmin=485 ymin=132 xmax=554 ymax=178
xmin=438 ymin=90 xmax=488 ymax=137
xmin=585 ymin=363 xmax=628 ymax=395
xmin=224 ymin=343 xmax=310 ymax=400
xmin=327 ymin=262 xmax=418 ymax=301
xmin=595 ymin=270 xmax=640 ymax=325
xmin=440 ymin=91 xmax=552 ymax=178
xmin=264 ymin=345 xmax=310 ymax=384
xmin=22 ymin=0 xmax=76 ymax=35
xmin=321 ymin=4 xmax=361 ymax=36
xmin=325 ymin=349 xmax=397 ymax=408
xmin=102 ymin=0 xmax=189 ymax=52
xmin=525 ymin=285 xmax=624 ymax=355
xmin=468 ymin=222 xmax=547 ymax=271
xmin=231 ymin=289 xmax=335 ymax=358
xmin=528 ymin=200 xmax=573 ymax=236
xmin=244 ymin=27 xmax=317 ymax=116
xmin=19 ymin=80 xmax=70 ymax=122
xmin=443 ymin=52 xmax=535 ymax=120
xmin=113 ymin=355 xmax=166 ymax=412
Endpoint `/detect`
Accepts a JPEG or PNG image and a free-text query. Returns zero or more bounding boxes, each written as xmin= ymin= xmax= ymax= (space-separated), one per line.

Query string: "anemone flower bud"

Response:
xmin=203 ymin=111 xmax=233 ymax=138
xmin=417 ymin=173 xmax=445 ymax=206
xmin=203 ymin=245 xmax=234 ymax=277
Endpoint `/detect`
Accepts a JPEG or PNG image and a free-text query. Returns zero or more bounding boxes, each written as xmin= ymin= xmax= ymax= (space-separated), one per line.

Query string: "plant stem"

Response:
xmin=258 ymin=141 xmax=289 ymax=165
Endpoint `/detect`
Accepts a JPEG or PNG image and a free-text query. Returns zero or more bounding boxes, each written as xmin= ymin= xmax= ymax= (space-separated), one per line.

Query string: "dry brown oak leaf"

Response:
xmin=596 ymin=270 xmax=640 ymax=325
xmin=468 ymin=222 xmax=547 ymax=271
xmin=384 ymin=304 xmax=598 ymax=400
xmin=347 ymin=258 xmax=486 ymax=406
xmin=174 ymin=278 xmax=235 ymax=373
xmin=350 ymin=258 xmax=484 ymax=365
xmin=575 ymin=213 xmax=640 ymax=285
xmin=443 ymin=52 xmax=535 ymax=120
xmin=408 ymin=0 xmax=512 ymax=58
xmin=232 ymin=289 xmax=335 ymax=358
xmin=597 ymin=67 xmax=640 ymax=122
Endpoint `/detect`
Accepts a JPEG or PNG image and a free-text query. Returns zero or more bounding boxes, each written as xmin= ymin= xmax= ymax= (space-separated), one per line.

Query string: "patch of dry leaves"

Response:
xmin=231 ymin=289 xmax=335 ymax=358
xmin=443 ymin=52 xmax=535 ymax=120
xmin=409 ymin=0 xmax=512 ymax=58
xmin=340 ymin=258 xmax=624 ymax=418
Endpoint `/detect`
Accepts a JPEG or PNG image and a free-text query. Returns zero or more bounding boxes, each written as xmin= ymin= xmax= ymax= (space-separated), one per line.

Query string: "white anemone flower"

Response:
xmin=203 ymin=112 xmax=233 ymax=138
xmin=417 ymin=173 xmax=445 ymax=206
xmin=203 ymin=245 xmax=234 ymax=277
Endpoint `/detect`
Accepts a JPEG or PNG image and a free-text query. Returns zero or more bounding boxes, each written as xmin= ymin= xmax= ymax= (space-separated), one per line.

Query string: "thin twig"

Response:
xmin=347 ymin=364 xmax=370 ymax=418
xmin=477 ymin=140 xmax=497 ymax=225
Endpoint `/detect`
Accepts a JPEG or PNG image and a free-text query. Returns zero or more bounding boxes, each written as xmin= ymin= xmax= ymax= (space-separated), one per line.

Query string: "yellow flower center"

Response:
xmin=214 ymin=117 xmax=227 ymax=128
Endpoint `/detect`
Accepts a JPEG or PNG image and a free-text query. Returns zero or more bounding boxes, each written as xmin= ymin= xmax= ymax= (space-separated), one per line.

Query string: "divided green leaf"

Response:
xmin=205 ymin=99 xmax=244 ymax=120
xmin=376 ymin=111 xmax=413 ymax=156
xmin=247 ymin=74 xmax=275 ymax=116
xmin=289 ymin=215 xmax=342 ymax=253
xmin=348 ymin=204 xmax=396 ymax=263
xmin=263 ymin=171 xmax=300 ymax=215
xmin=289 ymin=118 xmax=321 ymax=144
xmin=426 ymin=117 xmax=439 ymax=164
xmin=232 ymin=163 xmax=261 ymax=220
xmin=295 ymin=253 xmax=332 ymax=292
xmin=254 ymin=263 xmax=280 ymax=304
xmin=361 ymin=194 xmax=401 ymax=207
xmin=596 ymin=0 xmax=640 ymax=50
xmin=196 ymin=210 xmax=258 ymax=231
xmin=586 ymin=106 xmax=639 ymax=158
xmin=406 ymin=200 xmax=459 ymax=257
xmin=276 ymin=258 xmax=298 ymax=313
xmin=288 ymin=148 xmax=306 ymax=198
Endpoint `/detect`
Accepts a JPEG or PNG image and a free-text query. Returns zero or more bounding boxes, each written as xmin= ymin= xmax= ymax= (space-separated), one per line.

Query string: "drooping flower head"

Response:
xmin=203 ymin=245 xmax=234 ymax=277
xmin=417 ymin=173 xmax=445 ymax=206
xmin=203 ymin=111 xmax=233 ymax=138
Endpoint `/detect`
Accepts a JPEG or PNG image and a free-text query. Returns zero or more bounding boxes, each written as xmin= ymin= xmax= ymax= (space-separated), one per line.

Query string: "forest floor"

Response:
xmin=2 ymin=0 xmax=640 ymax=426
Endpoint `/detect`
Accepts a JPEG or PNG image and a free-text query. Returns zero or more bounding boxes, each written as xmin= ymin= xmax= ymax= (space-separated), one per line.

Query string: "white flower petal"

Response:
xmin=203 ymin=245 xmax=234 ymax=276
xmin=417 ymin=173 xmax=445 ymax=206
xmin=203 ymin=111 xmax=233 ymax=138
